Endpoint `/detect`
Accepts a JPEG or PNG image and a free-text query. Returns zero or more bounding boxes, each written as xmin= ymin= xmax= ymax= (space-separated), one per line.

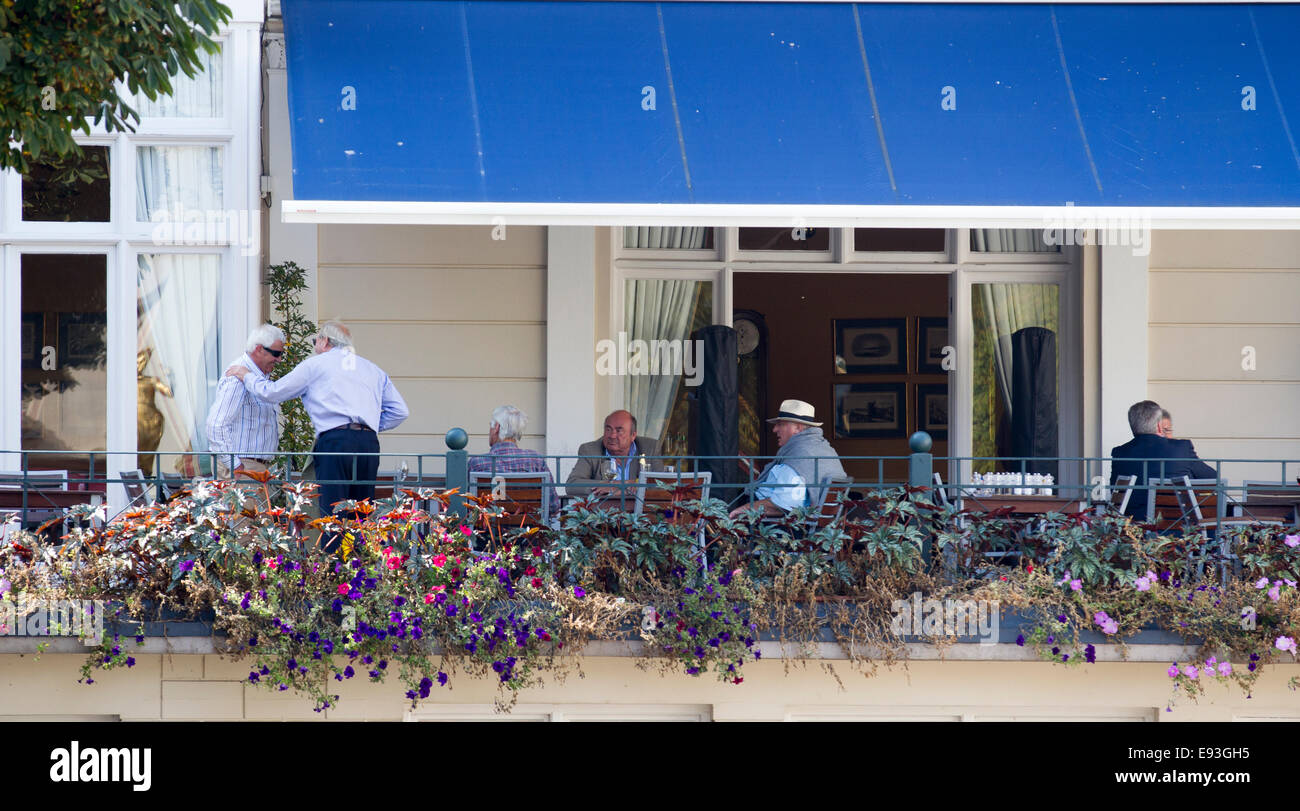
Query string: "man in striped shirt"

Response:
xmin=206 ymin=324 xmax=284 ymax=480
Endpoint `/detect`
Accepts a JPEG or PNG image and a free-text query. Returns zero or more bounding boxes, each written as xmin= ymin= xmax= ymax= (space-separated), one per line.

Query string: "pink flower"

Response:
xmin=432 ymin=553 xmax=447 ymax=569
xmin=1134 ymin=570 xmax=1157 ymax=591
xmin=1276 ymin=636 xmax=1298 ymax=656
xmin=1058 ymin=570 xmax=1072 ymax=586
xmin=337 ymin=583 xmax=349 ymax=595
xmin=1255 ymin=577 xmax=1270 ymax=589
xmin=1285 ymin=534 xmax=1299 ymax=548
xmin=1182 ymin=665 xmax=1200 ymax=679
xmin=386 ymin=556 xmax=401 ymax=570
xmin=1217 ymin=662 xmax=1232 ymax=676
xmin=423 ymin=593 xmax=435 ymax=604
xmin=1268 ymin=585 xmax=1281 ymax=602
xmin=1167 ymin=663 xmax=1179 ymax=678
xmin=1094 ymin=612 xmax=1119 ymax=633
xmin=459 ymin=525 xmax=472 ymax=537
xmin=1070 ymin=579 xmax=1082 ymax=592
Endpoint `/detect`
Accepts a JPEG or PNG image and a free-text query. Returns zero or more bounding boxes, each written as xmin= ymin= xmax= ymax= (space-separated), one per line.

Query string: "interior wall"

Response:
xmin=316 ymin=224 xmax=547 ymax=472
xmin=1147 ymin=231 xmax=1300 ymax=485
xmin=733 ymin=272 xmax=948 ymax=481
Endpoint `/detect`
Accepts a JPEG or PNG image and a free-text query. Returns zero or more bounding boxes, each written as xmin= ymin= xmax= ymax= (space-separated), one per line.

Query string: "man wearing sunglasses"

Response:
xmin=207 ymin=323 xmax=286 ymax=481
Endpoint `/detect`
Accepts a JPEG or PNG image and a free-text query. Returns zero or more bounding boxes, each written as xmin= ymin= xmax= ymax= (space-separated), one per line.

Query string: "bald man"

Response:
xmin=565 ymin=410 xmax=666 ymax=496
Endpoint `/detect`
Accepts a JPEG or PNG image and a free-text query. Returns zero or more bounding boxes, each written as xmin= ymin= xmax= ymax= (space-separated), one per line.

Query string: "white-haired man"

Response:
xmin=227 ymin=321 xmax=408 ymax=549
xmin=469 ymin=405 xmax=560 ymax=515
xmin=729 ymin=399 xmax=847 ymax=518
xmin=206 ymin=323 xmax=285 ymax=479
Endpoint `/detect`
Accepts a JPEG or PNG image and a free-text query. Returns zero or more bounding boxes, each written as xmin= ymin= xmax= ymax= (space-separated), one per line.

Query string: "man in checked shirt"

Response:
xmin=206 ymin=323 xmax=285 ymax=483
xmin=469 ymin=405 xmax=561 ymax=517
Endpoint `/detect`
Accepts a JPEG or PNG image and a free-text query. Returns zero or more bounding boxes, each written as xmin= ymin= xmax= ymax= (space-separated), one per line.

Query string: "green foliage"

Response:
xmin=0 ymin=0 xmax=232 ymax=172
xmin=265 ymin=261 xmax=316 ymax=471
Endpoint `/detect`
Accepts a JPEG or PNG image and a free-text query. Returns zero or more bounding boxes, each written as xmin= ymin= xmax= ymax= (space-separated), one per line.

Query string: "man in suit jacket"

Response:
xmin=566 ymin=409 xmax=665 ymax=496
xmin=1111 ymin=400 xmax=1217 ymax=520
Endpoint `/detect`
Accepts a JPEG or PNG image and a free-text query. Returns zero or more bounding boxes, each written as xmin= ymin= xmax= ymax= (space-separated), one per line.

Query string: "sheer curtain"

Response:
xmin=137 ymin=254 xmax=221 ymax=469
xmin=624 ymin=279 xmax=701 ymax=442
xmin=970 ymin=229 xmax=1056 ymax=252
xmin=624 ymin=227 xmax=711 ymax=250
xmin=134 ymin=48 xmax=223 ymax=118
xmin=136 ymin=146 xmax=223 ymax=221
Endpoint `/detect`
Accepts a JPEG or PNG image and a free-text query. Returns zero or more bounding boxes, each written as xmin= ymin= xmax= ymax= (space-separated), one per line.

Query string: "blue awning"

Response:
xmin=281 ymin=1 xmax=1300 ymax=217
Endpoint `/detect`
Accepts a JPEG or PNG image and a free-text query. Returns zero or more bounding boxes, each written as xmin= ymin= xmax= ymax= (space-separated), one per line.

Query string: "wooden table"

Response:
xmin=0 ymin=489 xmax=103 ymax=510
xmin=1231 ymin=493 xmax=1300 ymax=525
xmin=964 ymin=493 xmax=1084 ymax=515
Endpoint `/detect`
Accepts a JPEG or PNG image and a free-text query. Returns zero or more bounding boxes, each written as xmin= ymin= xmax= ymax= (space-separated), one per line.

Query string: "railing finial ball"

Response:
xmin=445 ymin=427 xmax=469 ymax=451
xmin=909 ymin=431 xmax=933 ymax=454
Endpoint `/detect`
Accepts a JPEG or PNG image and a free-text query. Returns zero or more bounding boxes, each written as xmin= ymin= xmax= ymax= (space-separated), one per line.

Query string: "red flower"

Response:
xmin=1026 ymin=563 xmax=1034 ymax=573
xmin=732 ymin=677 xmax=743 ymax=685
xmin=531 ymin=577 xmax=543 ymax=588
xmin=525 ymin=566 xmax=536 ymax=576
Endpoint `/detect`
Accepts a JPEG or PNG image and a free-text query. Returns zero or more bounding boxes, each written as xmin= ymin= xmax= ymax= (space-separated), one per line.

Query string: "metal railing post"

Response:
xmin=445 ymin=427 xmax=469 ymax=520
xmin=908 ymin=432 xmax=934 ymax=566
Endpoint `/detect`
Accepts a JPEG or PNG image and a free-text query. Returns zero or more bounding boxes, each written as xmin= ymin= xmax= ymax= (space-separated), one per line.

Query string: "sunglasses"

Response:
xmin=259 ymin=345 xmax=284 ymax=358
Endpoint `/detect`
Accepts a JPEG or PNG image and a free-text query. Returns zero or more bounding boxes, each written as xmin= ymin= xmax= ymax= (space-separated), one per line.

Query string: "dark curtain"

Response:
xmin=1009 ymin=326 xmax=1058 ymax=478
xmin=693 ymin=325 xmax=741 ymax=500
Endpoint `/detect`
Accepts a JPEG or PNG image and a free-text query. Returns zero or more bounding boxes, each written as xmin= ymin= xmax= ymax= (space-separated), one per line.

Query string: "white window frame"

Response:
xmin=0 ymin=20 xmax=263 ymax=511
xmin=848 ymin=227 xmax=951 ymax=264
xmin=959 ymin=227 xmax=1070 ymax=265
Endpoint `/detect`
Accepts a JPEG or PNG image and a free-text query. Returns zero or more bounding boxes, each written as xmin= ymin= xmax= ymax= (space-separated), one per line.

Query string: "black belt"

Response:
xmin=325 ymin=423 xmax=374 ymax=434
xmin=243 ymin=457 xmax=274 ymax=464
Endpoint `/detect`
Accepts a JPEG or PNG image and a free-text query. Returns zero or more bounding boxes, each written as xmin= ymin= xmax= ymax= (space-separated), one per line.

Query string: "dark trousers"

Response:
xmin=314 ymin=426 xmax=380 ymax=552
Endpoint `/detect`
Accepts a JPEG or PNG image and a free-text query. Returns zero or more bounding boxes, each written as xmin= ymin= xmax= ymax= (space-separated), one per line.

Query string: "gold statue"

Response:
xmin=136 ymin=347 xmax=172 ymax=476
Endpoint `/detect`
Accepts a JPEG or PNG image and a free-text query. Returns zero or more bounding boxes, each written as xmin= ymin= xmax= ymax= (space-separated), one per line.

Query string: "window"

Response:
xmin=855 ymin=228 xmax=945 ymax=252
xmin=970 ymin=229 xmax=1060 ymax=253
xmin=133 ymin=47 xmax=224 ymax=118
xmin=21 ymin=254 xmax=108 ymax=471
xmin=136 ymin=146 xmax=224 ymax=221
xmin=738 ymin=227 xmax=830 ymax=251
xmin=21 ymin=147 xmax=111 ymax=223
xmin=136 ymin=254 xmax=222 ymax=477
xmin=623 ymin=227 xmax=714 ymax=251
xmin=622 ymin=278 xmax=714 ymax=459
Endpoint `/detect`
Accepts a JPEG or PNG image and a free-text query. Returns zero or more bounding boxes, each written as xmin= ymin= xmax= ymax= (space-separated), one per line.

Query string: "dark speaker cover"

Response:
xmin=694 ymin=325 xmax=741 ymax=496
xmin=1010 ymin=326 xmax=1059 ymax=478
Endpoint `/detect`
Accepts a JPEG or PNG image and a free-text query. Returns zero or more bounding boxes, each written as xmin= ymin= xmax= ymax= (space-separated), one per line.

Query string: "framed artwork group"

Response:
xmin=831 ymin=316 xmax=948 ymax=440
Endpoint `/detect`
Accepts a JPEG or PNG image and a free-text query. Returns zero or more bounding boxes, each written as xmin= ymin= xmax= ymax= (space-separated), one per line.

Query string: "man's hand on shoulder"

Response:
xmin=226 ymin=365 xmax=249 ymax=380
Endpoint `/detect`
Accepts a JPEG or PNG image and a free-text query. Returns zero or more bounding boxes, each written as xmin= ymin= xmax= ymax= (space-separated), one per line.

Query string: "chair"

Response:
xmin=1238 ymin=481 xmax=1300 ymax=525
xmin=119 ymin=469 xmax=150 ymax=508
xmin=1107 ymin=474 xmax=1137 ymax=516
xmin=0 ymin=469 xmax=72 ymax=533
xmin=932 ymin=472 xmax=950 ymax=508
xmin=635 ymin=471 xmax=713 ymax=568
xmin=1171 ymin=475 xmax=1281 ymax=581
xmin=470 ymin=472 xmax=551 ymax=530
xmin=1148 ymin=477 xmax=1220 ymax=528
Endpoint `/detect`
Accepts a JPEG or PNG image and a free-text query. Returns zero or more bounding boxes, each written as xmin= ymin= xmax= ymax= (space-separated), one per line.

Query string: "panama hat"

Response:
xmin=766 ymin=399 xmax=822 ymax=427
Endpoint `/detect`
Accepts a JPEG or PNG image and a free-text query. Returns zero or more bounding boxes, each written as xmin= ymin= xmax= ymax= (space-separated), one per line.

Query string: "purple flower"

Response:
xmin=436 ymin=672 xmax=448 ymax=686
xmin=343 ymin=665 xmax=355 ymax=679
xmin=573 ymin=586 xmax=586 ymax=599
xmin=125 ymin=657 xmax=136 ymax=667
xmin=248 ymin=671 xmax=260 ymax=683
xmin=1084 ymin=644 xmax=1096 ymax=664
xmin=179 ymin=559 xmax=195 ymax=572
xmin=1167 ymin=663 xmax=1179 ymax=678
xmin=1015 ymin=634 xmax=1025 ymax=647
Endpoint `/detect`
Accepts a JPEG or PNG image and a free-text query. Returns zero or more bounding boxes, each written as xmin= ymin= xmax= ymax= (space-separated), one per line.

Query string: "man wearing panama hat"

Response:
xmin=729 ymin=399 xmax=846 ymax=518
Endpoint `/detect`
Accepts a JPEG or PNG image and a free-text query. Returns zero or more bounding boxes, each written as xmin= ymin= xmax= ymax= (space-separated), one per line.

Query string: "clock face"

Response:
xmin=735 ymin=317 xmax=760 ymax=355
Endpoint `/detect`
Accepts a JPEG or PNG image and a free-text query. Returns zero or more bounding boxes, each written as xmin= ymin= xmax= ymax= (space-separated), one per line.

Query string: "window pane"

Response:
xmin=971 ymin=283 xmax=1059 ymax=476
xmin=623 ymin=279 xmax=713 ymax=458
xmin=21 ymin=147 xmax=111 ymax=222
xmin=136 ymin=254 xmax=222 ymax=477
xmin=970 ymin=229 xmax=1060 ymax=252
xmin=134 ymin=48 xmax=223 ymax=118
xmin=738 ymin=227 xmax=830 ymax=251
xmin=21 ymin=255 xmax=108 ymax=471
xmin=136 ymin=146 xmax=224 ymax=221
xmin=854 ymin=228 xmax=945 ymax=252
xmin=623 ymin=227 xmax=714 ymax=250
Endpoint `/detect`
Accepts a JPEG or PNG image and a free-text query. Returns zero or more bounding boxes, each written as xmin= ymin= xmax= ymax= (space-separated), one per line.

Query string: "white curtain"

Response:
xmin=970 ymin=229 xmax=1056 ymax=252
xmin=624 ymin=279 xmax=701 ymax=442
xmin=624 ymin=227 xmax=711 ymax=250
xmin=134 ymin=48 xmax=223 ymax=118
xmin=136 ymin=146 xmax=224 ymax=221
xmin=978 ymin=284 xmax=1058 ymax=419
xmin=137 ymin=254 xmax=221 ymax=462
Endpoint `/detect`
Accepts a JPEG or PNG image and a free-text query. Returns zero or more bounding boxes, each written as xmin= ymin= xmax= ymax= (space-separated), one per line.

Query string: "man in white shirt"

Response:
xmin=206 ymin=324 xmax=284 ymax=480
xmin=227 ymin=321 xmax=408 ymax=547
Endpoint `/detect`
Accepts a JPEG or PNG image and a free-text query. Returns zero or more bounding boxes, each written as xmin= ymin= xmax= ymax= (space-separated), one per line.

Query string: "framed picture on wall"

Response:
xmin=58 ymin=312 xmax=107 ymax=368
xmin=917 ymin=317 xmax=949 ymax=374
xmin=833 ymin=382 xmax=906 ymax=439
xmin=21 ymin=312 xmax=44 ymax=369
xmin=833 ymin=318 xmax=906 ymax=374
xmin=916 ymin=383 xmax=949 ymax=440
